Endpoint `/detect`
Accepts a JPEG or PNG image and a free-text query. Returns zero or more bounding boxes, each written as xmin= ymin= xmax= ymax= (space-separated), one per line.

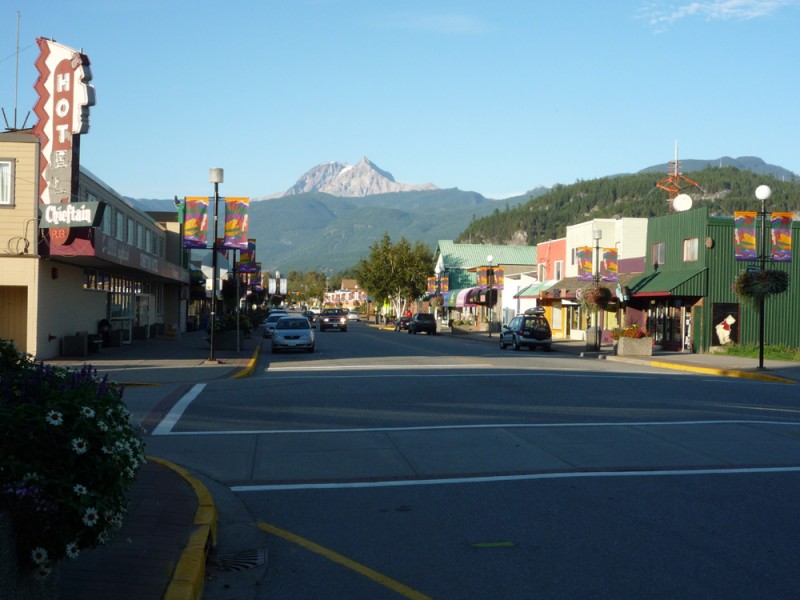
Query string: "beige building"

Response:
xmin=0 ymin=130 xmax=188 ymax=359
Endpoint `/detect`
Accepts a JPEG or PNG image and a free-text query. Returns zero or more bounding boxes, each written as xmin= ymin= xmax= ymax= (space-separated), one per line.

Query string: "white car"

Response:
xmin=347 ymin=310 xmax=360 ymax=322
xmin=272 ymin=316 xmax=315 ymax=353
xmin=262 ymin=312 xmax=287 ymax=338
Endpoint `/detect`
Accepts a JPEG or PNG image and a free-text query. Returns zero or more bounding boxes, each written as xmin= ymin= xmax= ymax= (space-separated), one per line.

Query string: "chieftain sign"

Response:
xmin=32 ymin=37 xmax=96 ymax=246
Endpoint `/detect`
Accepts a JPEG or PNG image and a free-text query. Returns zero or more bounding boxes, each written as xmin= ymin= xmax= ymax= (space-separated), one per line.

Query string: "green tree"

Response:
xmin=355 ymin=234 xmax=433 ymax=318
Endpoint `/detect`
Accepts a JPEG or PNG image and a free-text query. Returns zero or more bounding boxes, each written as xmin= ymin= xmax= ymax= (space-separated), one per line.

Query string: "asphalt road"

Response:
xmin=142 ymin=320 xmax=800 ymax=599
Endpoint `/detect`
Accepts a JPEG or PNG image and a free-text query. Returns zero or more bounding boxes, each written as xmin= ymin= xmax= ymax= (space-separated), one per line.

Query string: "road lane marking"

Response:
xmin=156 ymin=418 xmax=800 ymax=437
xmin=257 ymin=522 xmax=433 ymax=600
xmin=152 ymin=383 xmax=205 ymax=435
xmin=236 ymin=466 xmax=800 ymax=492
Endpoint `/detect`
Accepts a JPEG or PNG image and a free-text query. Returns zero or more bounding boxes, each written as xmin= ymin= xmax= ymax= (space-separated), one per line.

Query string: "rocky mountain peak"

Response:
xmin=282 ymin=157 xmax=437 ymax=197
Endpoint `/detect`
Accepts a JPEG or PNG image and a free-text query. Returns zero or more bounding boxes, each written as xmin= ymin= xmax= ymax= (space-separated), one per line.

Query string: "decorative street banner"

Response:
xmin=577 ymin=246 xmax=593 ymax=281
xmin=440 ymin=276 xmax=449 ymax=293
xmin=601 ymin=247 xmax=618 ymax=282
xmin=183 ymin=196 xmax=209 ymax=248
xmin=237 ymin=240 xmax=259 ymax=273
xmin=771 ymin=212 xmax=793 ymax=263
xmin=427 ymin=276 xmax=436 ymax=295
xmin=223 ymin=197 xmax=249 ymax=250
xmin=734 ymin=211 xmax=757 ymax=261
xmin=476 ymin=267 xmax=505 ymax=289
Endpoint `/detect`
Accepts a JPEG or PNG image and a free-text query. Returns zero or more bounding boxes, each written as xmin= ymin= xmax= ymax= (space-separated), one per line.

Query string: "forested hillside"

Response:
xmin=457 ymin=167 xmax=800 ymax=246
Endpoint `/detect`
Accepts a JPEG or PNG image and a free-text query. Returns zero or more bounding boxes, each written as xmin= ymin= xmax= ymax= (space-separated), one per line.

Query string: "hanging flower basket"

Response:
xmin=582 ymin=286 xmax=612 ymax=308
xmin=732 ymin=270 xmax=789 ymax=306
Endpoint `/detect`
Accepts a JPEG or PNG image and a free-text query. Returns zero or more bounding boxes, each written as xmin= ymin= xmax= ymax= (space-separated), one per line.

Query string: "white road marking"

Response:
xmin=157 ymin=418 xmax=800 ymax=436
xmin=152 ymin=383 xmax=205 ymax=435
xmin=231 ymin=466 xmax=800 ymax=492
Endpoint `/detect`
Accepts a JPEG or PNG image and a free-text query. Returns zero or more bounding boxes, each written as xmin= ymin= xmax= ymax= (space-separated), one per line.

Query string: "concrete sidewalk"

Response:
xmin=51 ymin=330 xmax=263 ymax=600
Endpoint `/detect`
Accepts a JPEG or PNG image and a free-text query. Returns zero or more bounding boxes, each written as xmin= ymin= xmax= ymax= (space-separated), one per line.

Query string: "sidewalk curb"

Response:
xmin=147 ymin=456 xmax=218 ymax=600
xmin=605 ymin=355 xmax=797 ymax=384
xmin=231 ymin=341 xmax=262 ymax=379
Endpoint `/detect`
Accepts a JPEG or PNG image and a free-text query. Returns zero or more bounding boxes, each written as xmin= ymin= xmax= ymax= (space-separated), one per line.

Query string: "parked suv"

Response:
xmin=408 ymin=313 xmax=437 ymax=335
xmin=499 ymin=308 xmax=552 ymax=351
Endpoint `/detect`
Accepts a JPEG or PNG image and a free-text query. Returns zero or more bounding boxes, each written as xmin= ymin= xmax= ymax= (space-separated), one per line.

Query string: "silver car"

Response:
xmin=262 ymin=312 xmax=287 ymax=338
xmin=272 ymin=316 xmax=315 ymax=353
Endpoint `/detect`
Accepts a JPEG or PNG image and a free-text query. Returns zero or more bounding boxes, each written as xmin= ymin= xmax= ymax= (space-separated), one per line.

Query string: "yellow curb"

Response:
xmin=146 ymin=456 xmax=218 ymax=600
xmin=232 ymin=343 xmax=261 ymax=379
xmin=647 ymin=360 xmax=796 ymax=384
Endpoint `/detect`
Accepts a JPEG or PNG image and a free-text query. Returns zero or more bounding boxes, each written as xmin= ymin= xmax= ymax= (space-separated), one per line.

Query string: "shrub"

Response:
xmin=0 ymin=340 xmax=145 ymax=577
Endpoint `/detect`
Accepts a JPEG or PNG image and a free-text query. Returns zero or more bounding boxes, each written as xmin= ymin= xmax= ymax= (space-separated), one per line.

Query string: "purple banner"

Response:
xmin=734 ymin=211 xmax=757 ymax=261
xmin=183 ymin=196 xmax=209 ymax=249
xmin=601 ymin=248 xmax=618 ymax=282
xmin=771 ymin=212 xmax=793 ymax=263
xmin=577 ymin=246 xmax=593 ymax=281
xmin=223 ymin=197 xmax=249 ymax=250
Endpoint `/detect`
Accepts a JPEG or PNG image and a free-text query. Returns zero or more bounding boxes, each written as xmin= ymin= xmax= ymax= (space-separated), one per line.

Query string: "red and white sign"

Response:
xmin=32 ymin=38 xmax=95 ymax=246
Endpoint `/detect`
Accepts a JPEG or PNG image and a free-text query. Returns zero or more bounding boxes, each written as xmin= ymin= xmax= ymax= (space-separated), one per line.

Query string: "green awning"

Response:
xmin=629 ymin=268 xmax=706 ymax=296
xmin=515 ymin=281 xmax=556 ymax=299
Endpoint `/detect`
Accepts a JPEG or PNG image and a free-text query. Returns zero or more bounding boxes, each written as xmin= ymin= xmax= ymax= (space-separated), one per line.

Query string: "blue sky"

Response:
xmin=2 ymin=0 xmax=799 ymax=200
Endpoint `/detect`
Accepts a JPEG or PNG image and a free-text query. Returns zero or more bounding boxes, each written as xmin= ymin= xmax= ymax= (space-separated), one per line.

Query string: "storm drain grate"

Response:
xmin=211 ymin=547 xmax=267 ymax=572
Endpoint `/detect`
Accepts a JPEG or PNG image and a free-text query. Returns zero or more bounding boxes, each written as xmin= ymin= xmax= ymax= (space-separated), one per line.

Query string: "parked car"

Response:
xmin=347 ymin=310 xmax=360 ymax=322
xmin=302 ymin=310 xmax=317 ymax=324
xmin=272 ymin=316 xmax=315 ymax=353
xmin=394 ymin=316 xmax=411 ymax=332
xmin=408 ymin=313 xmax=437 ymax=335
xmin=262 ymin=313 xmax=286 ymax=338
xmin=319 ymin=308 xmax=348 ymax=332
xmin=499 ymin=308 xmax=552 ymax=351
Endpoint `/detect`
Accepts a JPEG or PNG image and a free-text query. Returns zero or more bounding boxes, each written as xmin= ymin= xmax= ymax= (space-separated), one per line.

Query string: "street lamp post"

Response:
xmin=755 ymin=184 xmax=772 ymax=369
xmin=209 ymin=167 xmax=223 ymax=362
xmin=486 ymin=254 xmax=494 ymax=337
xmin=434 ymin=264 xmax=441 ymax=323
xmin=591 ymin=228 xmax=602 ymax=351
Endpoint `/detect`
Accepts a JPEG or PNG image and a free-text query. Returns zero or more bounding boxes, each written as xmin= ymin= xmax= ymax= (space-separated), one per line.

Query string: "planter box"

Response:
xmin=616 ymin=336 xmax=653 ymax=357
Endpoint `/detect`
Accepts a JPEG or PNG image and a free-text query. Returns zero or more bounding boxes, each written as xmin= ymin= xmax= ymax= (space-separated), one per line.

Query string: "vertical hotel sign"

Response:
xmin=32 ymin=38 xmax=95 ymax=248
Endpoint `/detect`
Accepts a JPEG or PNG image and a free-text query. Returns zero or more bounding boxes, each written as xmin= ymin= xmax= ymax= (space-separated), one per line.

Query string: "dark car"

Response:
xmin=319 ymin=308 xmax=348 ymax=332
xmin=302 ymin=310 xmax=317 ymax=324
xmin=499 ymin=308 xmax=552 ymax=351
xmin=408 ymin=313 xmax=437 ymax=335
xmin=394 ymin=316 xmax=411 ymax=332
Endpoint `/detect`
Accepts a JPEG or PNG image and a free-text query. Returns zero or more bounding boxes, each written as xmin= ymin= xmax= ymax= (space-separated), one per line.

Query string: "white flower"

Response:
xmin=22 ymin=472 xmax=40 ymax=482
xmin=83 ymin=507 xmax=99 ymax=527
xmin=73 ymin=484 xmax=88 ymax=496
xmin=71 ymin=438 xmax=89 ymax=455
xmin=45 ymin=410 xmax=63 ymax=426
xmin=80 ymin=406 xmax=96 ymax=418
xmin=101 ymin=445 xmax=113 ymax=455
xmin=66 ymin=542 xmax=80 ymax=559
xmin=97 ymin=420 xmax=109 ymax=431
xmin=31 ymin=547 xmax=48 ymax=565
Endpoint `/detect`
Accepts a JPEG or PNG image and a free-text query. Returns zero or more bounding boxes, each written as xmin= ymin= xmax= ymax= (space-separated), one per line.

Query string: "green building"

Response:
xmin=627 ymin=206 xmax=798 ymax=352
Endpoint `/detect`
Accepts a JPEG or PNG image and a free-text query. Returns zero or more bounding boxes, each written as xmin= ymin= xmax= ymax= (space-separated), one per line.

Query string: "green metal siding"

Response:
xmin=644 ymin=207 xmax=709 ymax=275
xmin=705 ymin=217 xmax=800 ymax=348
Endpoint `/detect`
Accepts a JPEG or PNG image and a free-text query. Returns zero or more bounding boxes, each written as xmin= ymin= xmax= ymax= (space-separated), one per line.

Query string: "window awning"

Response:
xmin=628 ymin=268 xmax=706 ymax=297
xmin=515 ymin=280 xmax=556 ymax=299
xmin=443 ymin=287 xmax=482 ymax=307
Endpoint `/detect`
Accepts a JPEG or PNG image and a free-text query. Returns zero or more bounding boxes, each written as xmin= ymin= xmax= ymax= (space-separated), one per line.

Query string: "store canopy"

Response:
xmin=628 ymin=268 xmax=706 ymax=297
xmin=443 ymin=287 xmax=482 ymax=308
xmin=515 ymin=280 xmax=556 ymax=299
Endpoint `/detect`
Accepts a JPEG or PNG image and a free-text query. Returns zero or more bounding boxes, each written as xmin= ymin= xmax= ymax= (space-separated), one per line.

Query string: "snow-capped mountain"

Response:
xmin=281 ymin=156 xmax=437 ymax=197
